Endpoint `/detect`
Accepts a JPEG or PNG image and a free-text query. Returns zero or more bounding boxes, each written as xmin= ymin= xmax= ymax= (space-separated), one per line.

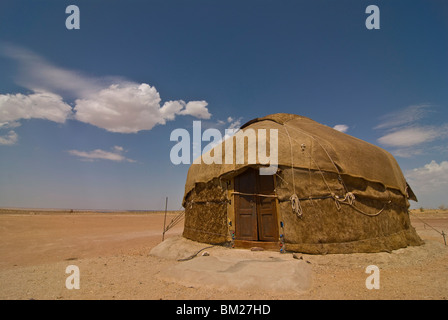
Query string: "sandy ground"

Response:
xmin=0 ymin=208 xmax=447 ymax=300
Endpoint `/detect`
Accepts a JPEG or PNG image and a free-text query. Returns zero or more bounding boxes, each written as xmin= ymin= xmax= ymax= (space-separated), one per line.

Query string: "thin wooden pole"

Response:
xmin=162 ymin=197 xmax=168 ymax=241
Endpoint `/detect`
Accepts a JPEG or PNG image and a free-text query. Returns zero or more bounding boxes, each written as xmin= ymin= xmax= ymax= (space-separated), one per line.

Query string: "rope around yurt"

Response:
xmin=409 ymin=212 xmax=447 ymax=246
xmin=283 ymin=125 xmax=303 ymax=218
xmin=280 ymin=122 xmax=391 ymax=218
xmin=177 ymin=245 xmax=215 ymax=261
xmin=284 ymin=123 xmax=350 ymax=193
xmin=162 ymin=204 xmax=185 ymax=241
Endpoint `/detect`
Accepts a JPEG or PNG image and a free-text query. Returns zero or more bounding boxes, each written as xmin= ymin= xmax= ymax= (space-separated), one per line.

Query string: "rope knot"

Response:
xmin=290 ymin=193 xmax=303 ymax=218
xmin=346 ymin=192 xmax=356 ymax=205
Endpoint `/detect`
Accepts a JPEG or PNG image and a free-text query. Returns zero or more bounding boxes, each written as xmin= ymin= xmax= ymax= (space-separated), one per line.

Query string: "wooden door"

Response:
xmin=256 ymin=174 xmax=278 ymax=241
xmin=234 ymin=168 xmax=278 ymax=242
xmin=234 ymin=169 xmax=258 ymax=240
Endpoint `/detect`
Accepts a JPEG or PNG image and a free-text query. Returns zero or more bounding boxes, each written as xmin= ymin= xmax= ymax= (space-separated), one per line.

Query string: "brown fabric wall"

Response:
xmin=182 ymin=179 xmax=229 ymax=244
xmin=182 ymin=166 xmax=423 ymax=253
xmin=275 ymin=167 xmax=422 ymax=253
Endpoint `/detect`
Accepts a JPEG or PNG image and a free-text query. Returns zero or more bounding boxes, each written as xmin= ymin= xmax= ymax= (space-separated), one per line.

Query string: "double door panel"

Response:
xmin=235 ymin=168 xmax=278 ymax=242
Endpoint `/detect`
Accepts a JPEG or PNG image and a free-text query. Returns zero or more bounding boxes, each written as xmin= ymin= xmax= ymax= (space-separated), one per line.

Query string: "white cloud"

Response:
xmin=405 ymin=160 xmax=448 ymax=208
xmin=391 ymin=148 xmax=423 ymax=158
xmin=74 ymin=84 xmax=211 ymax=133
xmin=228 ymin=116 xmax=242 ymax=130
xmin=67 ymin=146 xmax=136 ymax=162
xmin=333 ymin=124 xmax=349 ymax=133
xmin=1 ymin=44 xmax=212 ymax=134
xmin=179 ymin=101 xmax=211 ymax=119
xmin=74 ymin=83 xmax=163 ymax=133
xmin=375 ymin=104 xmax=448 ymax=158
xmin=406 ymin=160 xmax=448 ymax=192
xmin=0 ymin=121 xmax=21 ymax=129
xmin=0 ymin=91 xmax=72 ymax=144
xmin=159 ymin=100 xmax=185 ymax=122
xmin=199 ymin=116 xmax=243 ymax=155
xmin=0 ymin=130 xmax=18 ymax=145
xmin=205 ymin=116 xmax=243 ymax=160
xmin=0 ymin=91 xmax=72 ymax=124
xmin=377 ymin=126 xmax=445 ymax=147
xmin=112 ymin=145 xmax=123 ymax=152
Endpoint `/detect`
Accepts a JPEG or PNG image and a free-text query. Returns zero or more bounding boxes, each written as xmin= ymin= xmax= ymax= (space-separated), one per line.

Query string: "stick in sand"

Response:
xmin=162 ymin=197 xmax=168 ymax=241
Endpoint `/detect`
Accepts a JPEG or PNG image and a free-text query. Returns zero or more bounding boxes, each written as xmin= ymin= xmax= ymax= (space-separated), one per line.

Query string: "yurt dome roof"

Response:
xmin=184 ymin=113 xmax=416 ymax=204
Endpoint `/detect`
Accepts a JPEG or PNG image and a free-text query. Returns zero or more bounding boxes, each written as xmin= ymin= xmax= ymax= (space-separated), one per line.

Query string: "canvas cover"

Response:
xmin=182 ymin=113 xmax=423 ymax=253
xmin=183 ymin=113 xmax=414 ymax=204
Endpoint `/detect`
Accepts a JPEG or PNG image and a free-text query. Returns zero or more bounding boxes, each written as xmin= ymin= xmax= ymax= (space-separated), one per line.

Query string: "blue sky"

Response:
xmin=0 ymin=0 xmax=447 ymax=210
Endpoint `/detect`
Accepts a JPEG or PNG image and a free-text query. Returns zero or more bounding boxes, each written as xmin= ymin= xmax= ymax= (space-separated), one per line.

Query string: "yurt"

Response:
xmin=182 ymin=113 xmax=423 ymax=254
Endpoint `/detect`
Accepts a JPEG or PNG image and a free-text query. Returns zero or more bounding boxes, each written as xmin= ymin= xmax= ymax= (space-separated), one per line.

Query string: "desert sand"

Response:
xmin=0 ymin=208 xmax=447 ymax=300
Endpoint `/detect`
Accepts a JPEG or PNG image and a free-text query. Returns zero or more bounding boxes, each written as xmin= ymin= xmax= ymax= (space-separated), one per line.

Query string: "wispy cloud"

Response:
xmin=0 ymin=130 xmax=18 ymax=145
xmin=67 ymin=146 xmax=136 ymax=163
xmin=375 ymin=104 xmax=448 ymax=158
xmin=391 ymin=148 xmax=423 ymax=158
xmin=377 ymin=126 xmax=447 ymax=148
xmin=227 ymin=117 xmax=242 ymax=131
xmin=375 ymin=104 xmax=432 ymax=130
xmin=0 ymin=121 xmax=21 ymax=129
xmin=201 ymin=116 xmax=243 ymax=154
xmin=1 ymin=44 xmax=107 ymax=99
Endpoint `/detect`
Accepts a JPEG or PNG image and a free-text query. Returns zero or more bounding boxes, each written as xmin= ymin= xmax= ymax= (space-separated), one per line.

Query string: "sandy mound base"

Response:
xmin=0 ymin=211 xmax=447 ymax=299
xmin=150 ymin=236 xmax=312 ymax=293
